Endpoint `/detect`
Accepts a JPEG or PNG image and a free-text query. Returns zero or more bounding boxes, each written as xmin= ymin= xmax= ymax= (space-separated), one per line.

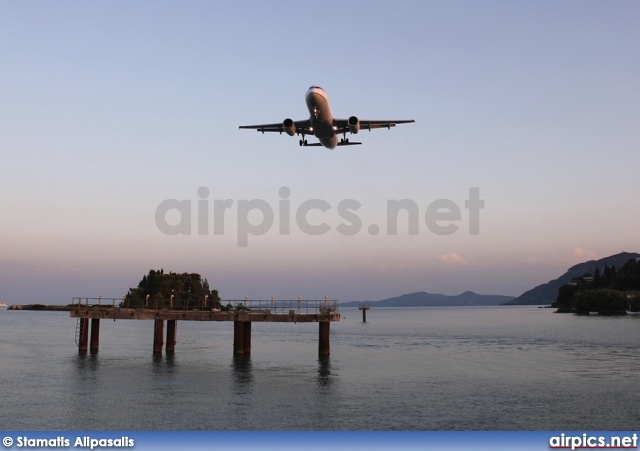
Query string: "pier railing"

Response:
xmin=223 ymin=299 xmax=338 ymax=315
xmin=71 ymin=297 xmax=338 ymax=316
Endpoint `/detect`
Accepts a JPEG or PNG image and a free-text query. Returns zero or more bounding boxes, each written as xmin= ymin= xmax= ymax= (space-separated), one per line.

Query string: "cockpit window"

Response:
xmin=309 ymin=85 xmax=323 ymax=91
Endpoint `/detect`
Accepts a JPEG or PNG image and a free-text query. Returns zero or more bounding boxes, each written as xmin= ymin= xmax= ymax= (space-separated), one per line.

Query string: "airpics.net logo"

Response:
xmin=155 ymin=186 xmax=484 ymax=247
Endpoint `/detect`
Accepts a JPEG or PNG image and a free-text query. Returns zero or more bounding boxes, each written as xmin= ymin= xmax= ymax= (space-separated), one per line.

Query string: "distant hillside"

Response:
xmin=505 ymin=252 xmax=640 ymax=305
xmin=342 ymin=291 xmax=515 ymax=308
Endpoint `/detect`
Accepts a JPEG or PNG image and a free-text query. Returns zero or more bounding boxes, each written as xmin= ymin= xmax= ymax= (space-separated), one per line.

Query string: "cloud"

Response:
xmin=525 ymin=255 xmax=544 ymax=264
xmin=439 ymin=253 xmax=466 ymax=265
xmin=573 ymin=247 xmax=598 ymax=261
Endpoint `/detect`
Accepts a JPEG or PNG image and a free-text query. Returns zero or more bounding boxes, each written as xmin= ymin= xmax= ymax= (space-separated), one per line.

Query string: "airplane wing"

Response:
xmin=332 ymin=119 xmax=415 ymax=135
xmin=239 ymin=119 xmax=314 ymax=135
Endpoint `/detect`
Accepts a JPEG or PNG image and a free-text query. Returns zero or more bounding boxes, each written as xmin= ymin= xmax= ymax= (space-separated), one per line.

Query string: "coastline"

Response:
xmin=6 ymin=304 xmax=74 ymax=311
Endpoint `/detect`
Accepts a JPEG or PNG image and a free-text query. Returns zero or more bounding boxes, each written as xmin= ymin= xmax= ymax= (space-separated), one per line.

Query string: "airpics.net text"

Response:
xmin=155 ymin=187 xmax=484 ymax=247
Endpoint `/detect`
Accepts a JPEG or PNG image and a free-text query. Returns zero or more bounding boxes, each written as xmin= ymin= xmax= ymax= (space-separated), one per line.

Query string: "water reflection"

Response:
xmin=311 ymin=356 xmax=341 ymax=429
xmin=317 ymin=356 xmax=334 ymax=388
xmin=231 ymin=354 xmax=253 ymax=392
xmin=75 ymin=351 xmax=100 ymax=372
xmin=230 ymin=355 xmax=254 ymax=423
xmin=67 ymin=352 xmax=102 ymax=428
xmin=151 ymin=352 xmax=177 ymax=374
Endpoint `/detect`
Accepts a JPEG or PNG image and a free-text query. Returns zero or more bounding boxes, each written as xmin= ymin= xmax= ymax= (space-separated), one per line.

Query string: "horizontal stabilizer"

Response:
xmin=337 ymin=141 xmax=362 ymax=146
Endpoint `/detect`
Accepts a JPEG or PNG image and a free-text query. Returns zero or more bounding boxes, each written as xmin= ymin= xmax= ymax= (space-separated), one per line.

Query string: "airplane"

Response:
xmin=239 ymin=86 xmax=415 ymax=149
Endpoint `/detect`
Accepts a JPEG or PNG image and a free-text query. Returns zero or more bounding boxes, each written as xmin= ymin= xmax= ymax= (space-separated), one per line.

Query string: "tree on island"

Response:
xmin=555 ymin=258 xmax=640 ymax=314
xmin=123 ymin=269 xmax=220 ymax=309
xmin=572 ymin=289 xmax=627 ymax=315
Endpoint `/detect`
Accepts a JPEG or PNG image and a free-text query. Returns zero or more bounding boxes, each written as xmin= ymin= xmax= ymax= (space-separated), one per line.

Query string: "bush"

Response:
xmin=573 ymin=289 xmax=626 ymax=314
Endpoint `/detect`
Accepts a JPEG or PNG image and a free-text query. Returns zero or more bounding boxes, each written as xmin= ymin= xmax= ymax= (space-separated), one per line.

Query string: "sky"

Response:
xmin=1 ymin=1 xmax=639 ymax=304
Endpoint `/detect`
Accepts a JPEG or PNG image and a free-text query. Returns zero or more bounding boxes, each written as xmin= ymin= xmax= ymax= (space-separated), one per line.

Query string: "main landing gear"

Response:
xmin=299 ymin=138 xmax=308 ymax=146
xmin=340 ymin=133 xmax=350 ymax=145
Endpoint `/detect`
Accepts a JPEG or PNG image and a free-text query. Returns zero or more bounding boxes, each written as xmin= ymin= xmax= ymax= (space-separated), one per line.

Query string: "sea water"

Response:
xmin=0 ymin=306 xmax=638 ymax=430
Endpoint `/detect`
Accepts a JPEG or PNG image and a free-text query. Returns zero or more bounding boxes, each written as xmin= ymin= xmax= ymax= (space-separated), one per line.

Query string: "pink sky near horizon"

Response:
xmin=1 ymin=2 xmax=639 ymax=303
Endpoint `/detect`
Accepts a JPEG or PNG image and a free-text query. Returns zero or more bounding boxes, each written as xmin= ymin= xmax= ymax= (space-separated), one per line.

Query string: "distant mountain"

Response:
xmin=341 ymin=291 xmax=515 ymax=308
xmin=505 ymin=252 xmax=640 ymax=305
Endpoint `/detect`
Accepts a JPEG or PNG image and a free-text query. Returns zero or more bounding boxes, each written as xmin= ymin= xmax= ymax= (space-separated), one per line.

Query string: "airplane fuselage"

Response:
xmin=239 ymin=86 xmax=414 ymax=149
xmin=305 ymin=86 xmax=338 ymax=149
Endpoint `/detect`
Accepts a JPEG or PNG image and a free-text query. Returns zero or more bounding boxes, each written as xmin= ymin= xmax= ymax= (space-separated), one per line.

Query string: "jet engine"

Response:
xmin=348 ymin=116 xmax=360 ymax=134
xmin=282 ymin=118 xmax=296 ymax=136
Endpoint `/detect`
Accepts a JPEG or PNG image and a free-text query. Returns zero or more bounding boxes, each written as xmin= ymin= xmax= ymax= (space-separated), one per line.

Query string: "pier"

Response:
xmin=70 ymin=297 xmax=340 ymax=356
xmin=358 ymin=305 xmax=370 ymax=322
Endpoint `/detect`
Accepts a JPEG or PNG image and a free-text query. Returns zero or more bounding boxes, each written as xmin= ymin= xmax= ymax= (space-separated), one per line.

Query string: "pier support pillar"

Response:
xmin=90 ymin=318 xmax=100 ymax=353
xmin=153 ymin=319 xmax=164 ymax=354
xmin=243 ymin=321 xmax=251 ymax=354
xmin=166 ymin=320 xmax=177 ymax=354
xmin=78 ymin=318 xmax=89 ymax=353
xmin=233 ymin=321 xmax=245 ymax=355
xmin=319 ymin=321 xmax=330 ymax=357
